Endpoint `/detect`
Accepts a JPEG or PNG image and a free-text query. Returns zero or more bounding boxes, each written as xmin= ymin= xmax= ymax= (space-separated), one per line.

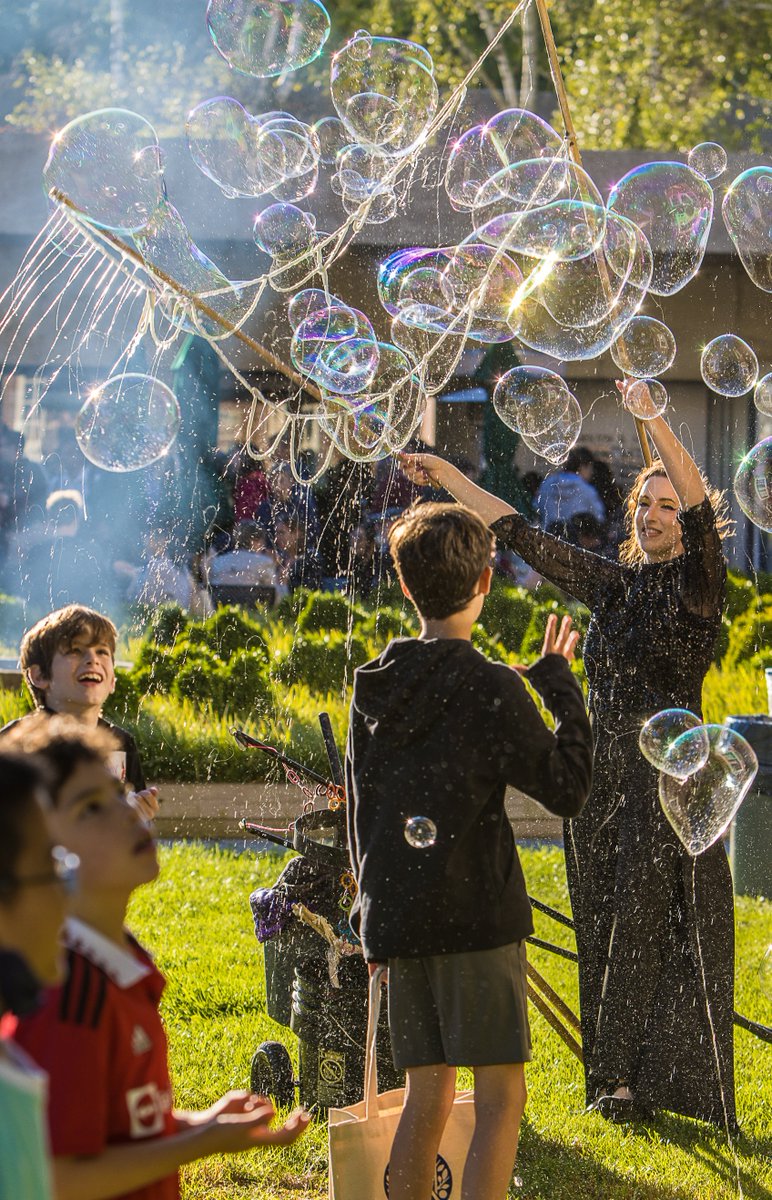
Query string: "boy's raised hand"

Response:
xmin=127 ymin=786 xmax=160 ymax=820
xmin=540 ymin=613 xmax=580 ymax=663
xmin=203 ymin=1091 xmax=311 ymax=1152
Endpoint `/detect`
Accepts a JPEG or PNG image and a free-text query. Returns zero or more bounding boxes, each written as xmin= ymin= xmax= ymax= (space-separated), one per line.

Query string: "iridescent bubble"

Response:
xmin=607 ymin=161 xmax=713 ymax=295
xmin=312 ymin=116 xmax=350 ymax=165
xmin=44 ymin=108 xmax=164 ymax=234
xmin=288 ymin=287 xmax=333 ymax=329
xmin=133 ymin=198 xmax=250 ymax=338
xmin=734 ymin=436 xmax=772 ymax=534
xmin=658 ymin=724 xmax=758 ymax=855
xmin=331 ymin=32 xmax=438 ymax=156
xmin=480 ymin=108 xmax=563 ymax=179
xmin=290 ymin=304 xmax=380 ymax=395
xmin=520 ymin=393 xmax=582 ymax=465
xmin=754 ymin=372 xmax=772 ymax=417
xmin=76 ymin=373 xmax=180 ymax=472
xmin=623 ymin=379 xmax=669 ymax=420
xmin=443 ymin=242 xmax=524 ymax=343
xmin=687 ymin=142 xmax=727 ymax=181
xmin=379 ymin=248 xmax=453 ymax=326
xmin=254 ymin=202 xmax=316 ymax=256
xmin=639 ymin=709 xmax=709 ymax=780
xmin=700 ymin=334 xmax=759 ymax=397
xmin=722 ymin=166 xmax=772 ymax=293
xmin=404 ymin=816 xmax=437 ymax=849
xmin=206 ymin=0 xmax=330 ymax=78
xmin=493 ymin=366 xmax=571 ymax=437
xmin=611 ymin=316 xmax=676 ymax=378
xmin=320 ymin=346 xmax=425 ymax=461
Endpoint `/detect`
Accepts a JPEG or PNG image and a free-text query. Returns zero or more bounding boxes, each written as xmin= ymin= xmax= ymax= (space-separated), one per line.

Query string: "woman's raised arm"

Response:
xmin=398 ymin=453 xmax=515 ymax=524
xmin=618 ymin=382 xmax=707 ymax=510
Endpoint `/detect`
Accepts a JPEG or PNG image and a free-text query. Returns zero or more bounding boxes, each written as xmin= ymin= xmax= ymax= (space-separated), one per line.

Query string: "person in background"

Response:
xmin=0 ymin=753 xmax=72 ymax=1200
xmin=0 ymin=605 xmax=158 ymax=820
xmin=121 ymin=530 xmax=211 ymax=617
xmin=205 ymin=520 xmax=286 ymax=603
xmin=274 ymin=514 xmax=322 ymax=593
xmin=534 ymin=447 xmax=606 ymax=536
xmin=7 ymin=716 xmax=309 ymax=1200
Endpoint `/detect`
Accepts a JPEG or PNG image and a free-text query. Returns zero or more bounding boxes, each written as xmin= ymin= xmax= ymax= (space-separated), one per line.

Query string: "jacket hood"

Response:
xmin=351 ymin=638 xmax=482 ymax=739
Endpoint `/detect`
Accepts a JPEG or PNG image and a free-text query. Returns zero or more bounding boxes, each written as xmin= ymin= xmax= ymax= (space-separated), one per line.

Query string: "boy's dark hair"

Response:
xmin=20 ymin=605 xmax=118 ymax=708
xmin=1 ymin=714 xmax=118 ymax=804
xmin=0 ymin=754 xmax=51 ymax=901
xmin=388 ymin=502 xmax=494 ymax=619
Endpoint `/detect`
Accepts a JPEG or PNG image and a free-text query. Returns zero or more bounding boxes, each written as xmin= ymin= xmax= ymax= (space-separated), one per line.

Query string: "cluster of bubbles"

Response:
xmin=404 ymin=816 xmax=438 ymax=849
xmin=639 ymin=709 xmax=758 ymax=855
xmin=28 ymin=0 xmax=772 ymax=495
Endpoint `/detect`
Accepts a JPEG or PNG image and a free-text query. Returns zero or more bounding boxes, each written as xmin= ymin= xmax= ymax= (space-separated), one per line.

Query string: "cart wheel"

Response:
xmin=250 ymin=1040 xmax=295 ymax=1108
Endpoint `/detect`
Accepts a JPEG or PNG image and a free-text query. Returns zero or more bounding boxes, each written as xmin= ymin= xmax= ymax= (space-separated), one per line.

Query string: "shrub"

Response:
xmin=221 ymin=649 xmax=272 ymax=717
xmin=130 ymin=643 xmax=179 ymax=694
xmin=725 ymin=571 xmax=758 ymax=621
xmin=358 ymin=605 xmax=417 ymax=643
xmin=142 ymin=603 xmax=190 ymax=648
xmin=519 ymin=599 xmax=565 ymax=660
xmin=482 ymin=583 xmax=536 ymax=652
xmin=172 ymin=647 xmax=229 ymax=709
xmin=723 ymin=604 xmax=772 ymax=668
xmin=104 ymin=669 xmax=140 ymax=725
xmin=274 ymin=587 xmax=313 ymax=623
xmin=296 ymin=591 xmax=368 ymax=634
xmin=185 ymin=607 xmax=269 ymax=663
xmin=279 ymin=630 xmax=370 ymax=693
xmin=472 ymin=623 xmax=511 ymax=663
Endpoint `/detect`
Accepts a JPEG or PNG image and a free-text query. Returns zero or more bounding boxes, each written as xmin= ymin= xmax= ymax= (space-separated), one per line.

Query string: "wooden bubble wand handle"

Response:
xmin=531 ymin=0 xmax=652 ymax=467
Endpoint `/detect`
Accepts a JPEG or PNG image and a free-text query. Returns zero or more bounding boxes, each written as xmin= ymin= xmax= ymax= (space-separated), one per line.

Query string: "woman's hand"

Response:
xmin=397 ymin=452 xmax=452 ymax=490
xmin=616 ymin=378 xmax=660 ymax=421
xmin=540 ymin=613 xmax=580 ymax=664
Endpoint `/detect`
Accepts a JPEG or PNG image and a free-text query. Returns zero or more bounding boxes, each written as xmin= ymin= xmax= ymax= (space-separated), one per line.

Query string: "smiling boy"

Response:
xmin=7 ymin=715 xmax=308 ymax=1200
xmin=1 ymin=605 xmax=156 ymax=814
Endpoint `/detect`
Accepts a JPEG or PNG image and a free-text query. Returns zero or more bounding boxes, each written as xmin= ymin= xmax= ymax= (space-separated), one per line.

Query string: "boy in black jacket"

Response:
xmin=345 ymin=501 xmax=593 ymax=1200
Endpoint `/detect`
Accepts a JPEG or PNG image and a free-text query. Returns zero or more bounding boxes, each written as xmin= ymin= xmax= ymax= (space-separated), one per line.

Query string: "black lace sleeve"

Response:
xmin=677 ymin=499 xmax=727 ymax=620
xmin=491 ymin=512 xmax=622 ymax=609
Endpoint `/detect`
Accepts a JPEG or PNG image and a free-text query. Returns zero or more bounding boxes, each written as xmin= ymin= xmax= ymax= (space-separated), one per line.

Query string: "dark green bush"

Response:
xmin=130 ymin=644 xmax=179 ymax=694
xmin=482 ymin=583 xmax=536 ymax=652
xmin=472 ymin=623 xmax=510 ymax=663
xmin=104 ymin=670 xmax=140 ymax=724
xmin=358 ymin=605 xmax=417 ymax=642
xmin=519 ymin=599 xmax=565 ymax=659
xmin=723 ymin=603 xmax=772 ymax=667
xmin=222 ymin=649 xmax=271 ymax=717
xmin=185 ymin=607 xmax=269 ymax=663
xmin=172 ymin=646 xmax=228 ymax=708
xmin=274 ymin=587 xmax=313 ymax=623
xmin=142 ymin=603 xmax=190 ymax=647
xmin=296 ymin=591 xmax=368 ymax=634
xmin=280 ymin=631 xmax=371 ymax=693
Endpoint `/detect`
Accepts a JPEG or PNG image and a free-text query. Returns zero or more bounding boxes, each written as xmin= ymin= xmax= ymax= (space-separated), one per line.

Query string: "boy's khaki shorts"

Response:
xmin=387 ymin=940 xmax=531 ymax=1069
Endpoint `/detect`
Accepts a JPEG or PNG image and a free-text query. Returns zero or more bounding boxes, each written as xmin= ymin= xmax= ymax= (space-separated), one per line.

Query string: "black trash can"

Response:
xmin=724 ymin=715 xmax=772 ymax=898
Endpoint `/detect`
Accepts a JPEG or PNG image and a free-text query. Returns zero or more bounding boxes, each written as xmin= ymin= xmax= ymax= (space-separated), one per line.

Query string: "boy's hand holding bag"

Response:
xmin=328 ymin=967 xmax=476 ymax=1199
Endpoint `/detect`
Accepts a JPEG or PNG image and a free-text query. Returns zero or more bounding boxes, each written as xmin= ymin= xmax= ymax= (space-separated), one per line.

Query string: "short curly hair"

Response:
xmin=20 ymin=605 xmax=117 ymax=708
xmin=388 ymin=502 xmax=494 ymax=619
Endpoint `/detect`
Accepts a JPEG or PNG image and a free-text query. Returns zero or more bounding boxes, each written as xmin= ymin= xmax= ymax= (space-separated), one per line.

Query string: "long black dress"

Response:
xmin=492 ymin=499 xmax=736 ymax=1125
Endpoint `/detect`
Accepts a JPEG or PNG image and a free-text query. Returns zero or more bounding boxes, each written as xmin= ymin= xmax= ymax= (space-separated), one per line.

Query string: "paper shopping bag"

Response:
xmin=328 ymin=968 xmax=475 ymax=1200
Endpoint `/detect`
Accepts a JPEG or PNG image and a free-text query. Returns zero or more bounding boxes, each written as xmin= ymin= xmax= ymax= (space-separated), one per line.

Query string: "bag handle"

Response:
xmin=364 ymin=965 xmax=386 ymax=1118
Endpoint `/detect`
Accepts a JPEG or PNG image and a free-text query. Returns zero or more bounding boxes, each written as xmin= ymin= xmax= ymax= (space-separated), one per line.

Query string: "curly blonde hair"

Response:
xmin=618 ymin=461 xmax=732 ymax=567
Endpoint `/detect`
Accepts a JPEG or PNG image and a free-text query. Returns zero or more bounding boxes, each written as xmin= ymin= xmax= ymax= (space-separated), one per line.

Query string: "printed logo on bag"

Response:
xmin=384 ymin=1155 xmax=453 ymax=1199
xmin=318 ymin=1048 xmax=345 ymax=1087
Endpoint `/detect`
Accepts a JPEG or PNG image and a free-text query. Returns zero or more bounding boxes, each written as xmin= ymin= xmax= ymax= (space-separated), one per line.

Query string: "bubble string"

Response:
xmin=532 ymin=0 xmax=652 ymax=465
xmin=48 ymin=186 xmax=326 ymax=405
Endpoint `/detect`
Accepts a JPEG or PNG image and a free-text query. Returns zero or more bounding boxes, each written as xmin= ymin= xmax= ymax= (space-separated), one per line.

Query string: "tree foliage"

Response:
xmin=3 ymin=0 xmax=771 ymax=151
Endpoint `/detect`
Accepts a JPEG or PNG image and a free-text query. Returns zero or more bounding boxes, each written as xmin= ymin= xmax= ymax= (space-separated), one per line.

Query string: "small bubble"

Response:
xmin=404 ymin=816 xmax=437 ymax=849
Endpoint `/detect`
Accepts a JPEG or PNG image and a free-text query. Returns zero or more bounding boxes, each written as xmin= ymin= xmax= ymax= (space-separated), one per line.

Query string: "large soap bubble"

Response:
xmin=754 ymin=373 xmax=772 ymax=417
xmin=624 ymin=379 xmax=669 ymax=420
xmin=186 ymin=99 xmax=319 ymax=201
xmin=443 ymin=242 xmax=524 ymax=343
xmin=44 ymin=108 xmax=164 ymax=234
xmin=290 ymin=303 xmax=380 ymax=395
xmin=700 ymin=334 xmax=759 ymax=397
xmin=133 ymin=199 xmax=249 ymax=337
xmin=639 ymin=709 xmax=709 ymax=780
xmin=607 ymin=161 xmax=713 ymax=295
xmin=658 ymin=724 xmax=758 ymax=855
xmin=444 ymin=109 xmax=562 ymax=213
xmin=520 ymin=392 xmax=582 ymax=464
xmin=206 ymin=0 xmax=330 ymax=78
xmin=734 ymin=437 xmax=772 ymax=533
xmin=331 ymin=31 xmax=438 ymax=156
xmin=611 ymin=316 xmax=676 ymax=378
xmin=722 ymin=166 xmax=772 ymax=293
xmin=76 ymin=374 xmax=180 ymax=472
xmin=687 ymin=142 xmax=727 ymax=181
xmin=493 ymin=366 xmax=571 ymax=437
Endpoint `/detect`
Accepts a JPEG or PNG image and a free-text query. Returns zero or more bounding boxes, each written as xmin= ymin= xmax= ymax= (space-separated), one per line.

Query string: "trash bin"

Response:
xmin=725 ymin=715 xmax=772 ymax=898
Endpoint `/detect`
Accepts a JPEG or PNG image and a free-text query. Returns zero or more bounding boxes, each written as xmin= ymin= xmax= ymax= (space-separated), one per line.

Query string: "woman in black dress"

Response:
xmin=400 ymin=385 xmax=735 ymax=1127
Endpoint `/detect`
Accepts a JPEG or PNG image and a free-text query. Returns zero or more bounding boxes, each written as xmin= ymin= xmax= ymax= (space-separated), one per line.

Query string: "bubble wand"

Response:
xmin=48 ymin=186 xmax=325 ymax=405
xmin=532 ymin=0 xmax=652 ymax=466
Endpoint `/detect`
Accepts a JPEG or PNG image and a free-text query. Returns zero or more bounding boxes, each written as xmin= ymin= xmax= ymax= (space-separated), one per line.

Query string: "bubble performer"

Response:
xmin=400 ymin=381 xmax=736 ymax=1127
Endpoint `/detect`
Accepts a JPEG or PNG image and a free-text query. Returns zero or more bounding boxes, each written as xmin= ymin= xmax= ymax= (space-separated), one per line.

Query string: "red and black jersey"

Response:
xmin=15 ymin=918 xmax=179 ymax=1200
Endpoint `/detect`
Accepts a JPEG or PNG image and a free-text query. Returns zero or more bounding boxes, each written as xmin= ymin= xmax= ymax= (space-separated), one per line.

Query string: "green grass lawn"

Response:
xmin=127 ymin=843 xmax=772 ymax=1200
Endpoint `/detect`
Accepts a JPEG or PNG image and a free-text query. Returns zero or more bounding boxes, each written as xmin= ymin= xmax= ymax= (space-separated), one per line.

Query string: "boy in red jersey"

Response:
xmin=7 ymin=716 xmax=308 ymax=1200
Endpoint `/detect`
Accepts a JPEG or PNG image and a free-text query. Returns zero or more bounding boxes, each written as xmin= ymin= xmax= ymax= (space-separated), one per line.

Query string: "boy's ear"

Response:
xmin=26 ymin=664 xmax=50 ymax=693
xmin=477 ymin=565 xmax=493 ymax=596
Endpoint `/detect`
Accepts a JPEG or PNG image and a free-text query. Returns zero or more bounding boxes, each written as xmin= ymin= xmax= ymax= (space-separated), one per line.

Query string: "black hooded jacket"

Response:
xmin=345 ymin=638 xmax=593 ymax=961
